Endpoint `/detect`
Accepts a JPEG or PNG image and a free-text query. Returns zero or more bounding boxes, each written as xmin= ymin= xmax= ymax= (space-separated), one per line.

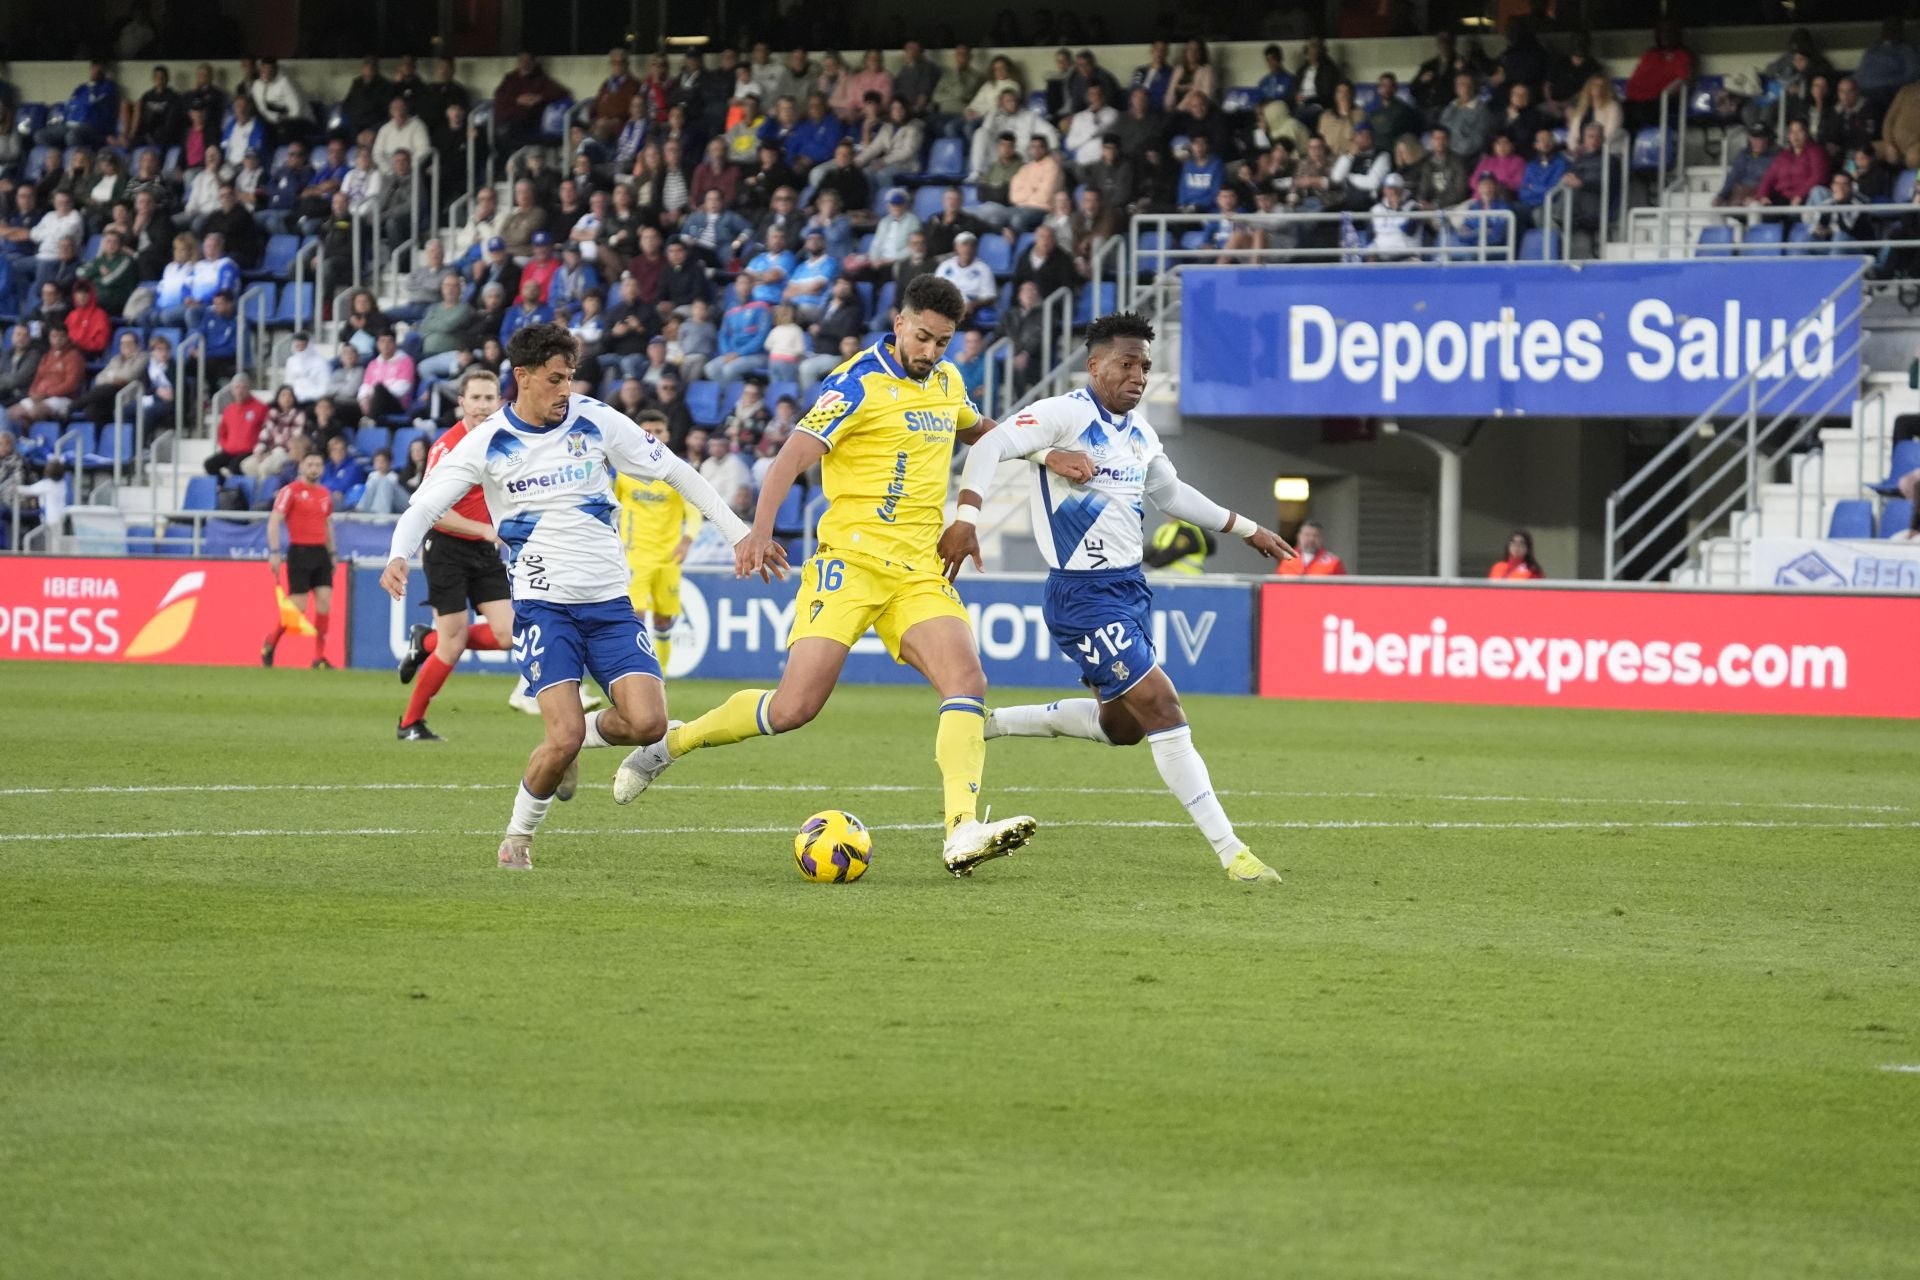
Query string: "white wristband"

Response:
xmin=954 ymin=502 xmax=982 ymax=525
xmin=1227 ymin=513 xmax=1258 ymax=540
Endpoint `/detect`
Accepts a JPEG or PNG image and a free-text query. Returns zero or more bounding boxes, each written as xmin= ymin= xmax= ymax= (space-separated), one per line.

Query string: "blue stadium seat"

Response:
xmin=1221 ymin=86 xmax=1259 ymax=114
xmin=354 ymin=425 xmax=392 ymax=456
xmin=539 ymin=100 xmax=574 ymax=140
xmin=14 ymin=103 xmax=48 ymax=138
xmin=391 ymin=426 xmax=429 ymax=461
xmin=226 ymin=476 xmax=255 ymax=507
xmin=1688 ymin=75 xmax=1726 ymax=121
xmin=686 ymin=379 xmax=723 ymax=425
xmin=26 ymin=421 xmax=63 ymax=454
xmin=1787 ymin=222 xmax=1815 ymax=253
xmin=1696 ymin=225 xmax=1737 ymax=257
xmin=720 ymin=380 xmax=747 ymax=415
xmin=253 ymin=475 xmax=282 ymax=510
xmin=1013 ymin=230 xmax=1036 ymax=261
xmin=62 ymin=420 xmax=97 ymax=456
xmin=767 ymin=380 xmax=799 ymax=408
xmin=873 ymin=280 xmax=896 ymax=318
xmin=1882 ymin=499 xmax=1915 ymax=537
xmin=1177 ymin=229 xmax=1208 ymax=250
xmin=920 ymin=137 xmax=965 ymax=181
xmin=977 ymin=233 xmax=1012 ymax=277
xmin=254 ymin=234 xmax=300 ymax=280
xmin=158 ymin=522 xmax=196 ymax=556
xmin=97 ymin=422 xmax=134 ymax=467
xmin=1741 ymin=222 xmax=1785 ymax=255
xmin=1518 ymin=229 xmax=1561 ymax=260
xmin=1629 ymin=127 xmax=1673 ymax=172
xmin=772 ymin=481 xmax=808 ymax=536
xmin=270 ymin=282 xmax=314 ymax=328
xmin=1827 ymin=499 xmax=1874 ymax=538
xmin=1073 ymin=282 xmax=1116 ymax=326
xmin=854 ymin=281 xmax=874 ymax=313
xmin=149 ymin=325 xmax=184 ymax=351
xmin=912 ymin=185 xmax=951 ymax=220
xmin=1870 ymin=439 xmax=1920 ymax=495
xmin=181 ymin=475 xmax=218 ymax=511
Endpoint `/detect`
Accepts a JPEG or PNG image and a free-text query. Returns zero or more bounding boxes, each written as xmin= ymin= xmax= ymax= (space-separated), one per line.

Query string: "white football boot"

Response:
xmin=613 ymin=721 xmax=681 ymax=805
xmin=497 ymin=835 xmax=533 ymax=870
xmin=941 ymin=811 xmax=1038 ymax=877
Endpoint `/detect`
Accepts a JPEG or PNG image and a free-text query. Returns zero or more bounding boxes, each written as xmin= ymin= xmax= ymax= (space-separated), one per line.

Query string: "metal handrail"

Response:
xmin=290 ymin=235 xmax=322 ymax=331
xmin=238 ymin=282 xmax=273 ymax=384
xmin=1010 ymin=284 xmax=1078 ymax=411
xmin=980 ymin=334 xmax=1013 ymax=421
xmin=110 ymin=380 xmax=143 ymax=487
xmin=1655 ymin=78 xmax=1690 ymax=202
xmin=348 ymin=198 xmax=381 ymax=293
xmin=1625 ymin=201 xmax=1920 ymax=263
xmin=1087 ymin=231 xmax=1125 ymax=319
xmin=174 ymin=330 xmax=206 ymax=438
xmin=1604 ymin=261 xmax=1867 ymax=580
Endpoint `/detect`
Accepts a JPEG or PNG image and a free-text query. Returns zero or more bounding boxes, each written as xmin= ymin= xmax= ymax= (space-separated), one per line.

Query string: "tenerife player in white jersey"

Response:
xmin=937 ymin=312 xmax=1294 ymax=884
xmin=381 ymin=324 xmax=781 ymax=869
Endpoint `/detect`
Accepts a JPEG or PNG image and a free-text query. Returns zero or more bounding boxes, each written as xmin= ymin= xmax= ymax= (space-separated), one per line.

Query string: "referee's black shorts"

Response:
xmin=423 ymin=533 xmax=511 ymax=616
xmin=285 ymin=544 xmax=333 ymax=594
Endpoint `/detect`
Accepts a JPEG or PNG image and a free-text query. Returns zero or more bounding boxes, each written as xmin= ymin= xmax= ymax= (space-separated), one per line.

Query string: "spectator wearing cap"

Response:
xmin=712 ymin=275 xmax=773 ymax=385
xmin=1369 ymin=175 xmax=1422 ymax=260
xmin=1176 ymin=134 xmax=1226 ymax=212
xmin=935 ymin=233 xmax=996 ymax=324
xmin=470 ymin=234 xmax=523 ymax=302
xmin=1275 ymin=521 xmax=1347 ymax=575
xmin=500 ymin=278 xmax=555 ymax=348
xmin=37 ymin=61 xmax=120 ymax=148
xmin=866 ymin=188 xmax=923 ymax=280
xmin=783 ymin=228 xmax=841 ymax=323
xmin=968 ymin=86 xmax=1060 ymax=181
xmin=739 ymin=139 xmax=802 ymax=212
xmin=514 ymin=231 xmax=561 ymax=303
xmin=493 ymin=52 xmax=568 ymax=155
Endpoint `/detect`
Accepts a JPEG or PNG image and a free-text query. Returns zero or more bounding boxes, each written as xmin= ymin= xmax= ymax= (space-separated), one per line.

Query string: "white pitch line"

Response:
xmin=5 ymin=818 xmax=1919 ymax=844
xmin=1881 ymin=1064 xmax=1920 ymax=1075
xmin=0 ymin=780 xmax=1907 ymax=814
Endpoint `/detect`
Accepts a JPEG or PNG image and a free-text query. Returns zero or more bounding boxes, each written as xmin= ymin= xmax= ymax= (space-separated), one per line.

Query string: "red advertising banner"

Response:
xmin=1261 ymin=581 xmax=1916 ymax=718
xmin=0 ymin=557 xmax=349 ymax=666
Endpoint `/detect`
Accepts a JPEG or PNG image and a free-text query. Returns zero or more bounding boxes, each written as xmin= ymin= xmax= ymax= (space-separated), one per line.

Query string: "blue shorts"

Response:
xmin=513 ymin=598 xmax=661 ymax=697
xmin=1042 ymin=567 xmax=1158 ymax=702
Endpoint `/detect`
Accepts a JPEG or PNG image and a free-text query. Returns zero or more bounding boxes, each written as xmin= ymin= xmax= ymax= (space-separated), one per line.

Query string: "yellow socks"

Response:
xmin=652 ymin=627 xmax=673 ymax=670
xmin=667 ymin=688 xmax=773 ymax=758
xmin=935 ymin=696 xmax=987 ymax=834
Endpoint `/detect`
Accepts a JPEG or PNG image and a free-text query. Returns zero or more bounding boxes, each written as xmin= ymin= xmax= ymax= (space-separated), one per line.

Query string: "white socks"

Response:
xmin=581 ymin=709 xmax=612 ymax=750
xmin=507 ymin=781 xmax=553 ymax=836
xmin=986 ymin=699 xmax=1111 ymax=743
xmin=1147 ymin=725 xmax=1241 ymax=866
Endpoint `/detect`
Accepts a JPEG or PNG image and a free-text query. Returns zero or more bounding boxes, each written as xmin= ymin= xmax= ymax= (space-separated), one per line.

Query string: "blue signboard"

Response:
xmin=350 ymin=566 xmax=1255 ymax=694
xmin=1179 ymin=259 xmax=1862 ymax=419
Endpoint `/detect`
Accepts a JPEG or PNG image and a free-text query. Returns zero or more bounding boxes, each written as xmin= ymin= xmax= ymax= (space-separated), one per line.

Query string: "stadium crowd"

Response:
xmin=4 ymin=18 xmax=1920 ymax=536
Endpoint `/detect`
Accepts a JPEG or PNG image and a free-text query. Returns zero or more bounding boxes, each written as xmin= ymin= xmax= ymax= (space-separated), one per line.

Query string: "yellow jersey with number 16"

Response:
xmin=794 ymin=338 xmax=980 ymax=571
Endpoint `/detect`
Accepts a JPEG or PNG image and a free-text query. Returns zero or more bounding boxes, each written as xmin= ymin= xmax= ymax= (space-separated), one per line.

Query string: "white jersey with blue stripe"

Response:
xmin=1008 ymin=388 xmax=1164 ymax=572
xmin=389 ymin=394 xmax=743 ymax=604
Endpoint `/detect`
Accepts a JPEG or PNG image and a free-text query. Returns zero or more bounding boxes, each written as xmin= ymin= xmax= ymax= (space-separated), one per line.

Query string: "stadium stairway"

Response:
xmin=1675 ymin=367 xmax=1918 ymax=584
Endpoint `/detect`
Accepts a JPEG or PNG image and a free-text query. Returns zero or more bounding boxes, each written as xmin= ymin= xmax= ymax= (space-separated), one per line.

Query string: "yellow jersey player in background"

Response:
xmin=614 ymin=408 xmax=703 ymax=671
xmin=614 ymin=275 xmax=1088 ymax=877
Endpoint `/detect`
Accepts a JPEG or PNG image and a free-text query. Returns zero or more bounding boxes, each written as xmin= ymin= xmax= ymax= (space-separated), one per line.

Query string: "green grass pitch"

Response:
xmin=2 ymin=663 xmax=1917 ymax=1278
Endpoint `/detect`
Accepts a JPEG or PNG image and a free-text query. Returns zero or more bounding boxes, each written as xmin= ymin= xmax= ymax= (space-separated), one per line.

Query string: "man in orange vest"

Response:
xmin=1275 ymin=520 xmax=1346 ymax=576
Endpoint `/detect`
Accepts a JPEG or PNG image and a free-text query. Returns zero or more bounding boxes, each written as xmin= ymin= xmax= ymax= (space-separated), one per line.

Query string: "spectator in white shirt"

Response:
xmin=699 ymin=434 xmax=755 ymax=518
xmin=341 ymin=146 xmax=384 ymax=212
xmin=32 ymin=192 xmax=86 ymax=262
xmin=1370 ymin=174 xmax=1422 ymax=260
xmin=934 ymin=232 xmax=997 ymax=324
xmin=250 ymin=58 xmax=308 ymax=138
xmin=284 ymin=332 xmax=333 ymax=406
xmin=1063 ymin=82 xmax=1118 ymax=167
xmin=450 ymin=184 xmax=500 ymax=262
xmin=176 ymin=154 xmax=225 ymax=229
xmin=373 ymin=97 xmax=431 ymax=174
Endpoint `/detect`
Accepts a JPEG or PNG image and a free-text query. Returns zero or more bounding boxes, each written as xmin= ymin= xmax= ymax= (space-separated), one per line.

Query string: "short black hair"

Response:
xmin=1085 ymin=311 xmax=1155 ymax=353
xmin=900 ymin=274 xmax=966 ymax=325
xmin=634 ymin=408 xmax=669 ymax=427
xmin=506 ymin=322 xmax=580 ymax=373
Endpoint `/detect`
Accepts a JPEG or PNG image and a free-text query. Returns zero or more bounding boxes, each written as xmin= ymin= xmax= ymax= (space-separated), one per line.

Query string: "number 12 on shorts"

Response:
xmin=1075 ymin=622 xmax=1129 ymax=664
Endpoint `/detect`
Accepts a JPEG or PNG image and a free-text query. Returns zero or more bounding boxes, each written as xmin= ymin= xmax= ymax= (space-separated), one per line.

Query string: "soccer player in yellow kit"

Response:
xmin=615 ymin=408 xmax=702 ymax=670
xmin=614 ymin=276 xmax=1080 ymax=876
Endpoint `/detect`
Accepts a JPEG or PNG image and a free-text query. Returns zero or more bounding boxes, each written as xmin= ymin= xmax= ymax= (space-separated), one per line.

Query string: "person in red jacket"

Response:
xmin=1489 ymin=529 xmax=1544 ymax=580
xmin=1624 ymin=21 xmax=1695 ymax=131
xmin=5 ymin=325 xmax=85 ymax=428
xmin=204 ymin=373 xmax=269 ymax=478
xmin=64 ymin=281 xmax=111 ymax=359
xmin=264 ymin=449 xmax=337 ymax=669
xmin=1750 ymin=119 xmax=1832 ymax=207
xmin=1274 ymin=520 xmax=1348 ymax=576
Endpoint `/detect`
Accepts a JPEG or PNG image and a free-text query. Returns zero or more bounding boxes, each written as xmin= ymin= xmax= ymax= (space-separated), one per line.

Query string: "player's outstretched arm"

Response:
xmin=725 ymin=431 xmax=823 ymax=581
xmin=1143 ymin=455 xmax=1296 ymax=562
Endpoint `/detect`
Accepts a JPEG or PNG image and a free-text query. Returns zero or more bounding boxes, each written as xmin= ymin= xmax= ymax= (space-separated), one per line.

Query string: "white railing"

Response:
xmin=1604 ymin=261 xmax=1868 ymax=581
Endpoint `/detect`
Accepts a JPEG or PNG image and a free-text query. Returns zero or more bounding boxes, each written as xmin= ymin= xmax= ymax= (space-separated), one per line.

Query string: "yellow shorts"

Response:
xmin=627 ymin=561 xmax=683 ymax=618
xmin=788 ymin=548 xmax=968 ymax=662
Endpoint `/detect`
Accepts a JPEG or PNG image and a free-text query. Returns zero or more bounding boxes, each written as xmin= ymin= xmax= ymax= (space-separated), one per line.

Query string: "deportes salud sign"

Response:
xmin=1180 ymin=260 xmax=1862 ymax=419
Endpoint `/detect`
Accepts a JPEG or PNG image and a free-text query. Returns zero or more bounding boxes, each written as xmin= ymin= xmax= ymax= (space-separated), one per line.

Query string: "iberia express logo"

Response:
xmin=123 ymin=571 xmax=207 ymax=658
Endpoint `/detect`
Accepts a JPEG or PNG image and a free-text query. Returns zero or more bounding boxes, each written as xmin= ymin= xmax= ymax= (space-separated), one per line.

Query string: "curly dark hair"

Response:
xmin=505 ymin=322 xmax=580 ymax=374
xmin=1085 ymin=311 xmax=1155 ymax=352
xmin=900 ymin=273 xmax=966 ymax=325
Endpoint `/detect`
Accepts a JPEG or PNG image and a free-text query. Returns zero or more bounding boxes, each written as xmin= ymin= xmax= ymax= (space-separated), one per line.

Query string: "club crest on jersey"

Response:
xmin=809 ymin=600 xmax=825 ymax=622
xmin=529 ymin=660 xmax=542 ymax=682
xmin=1111 ymin=659 xmax=1130 ymax=683
xmin=936 ymin=369 xmax=950 ymax=396
xmin=565 ymin=431 xmax=589 ymax=458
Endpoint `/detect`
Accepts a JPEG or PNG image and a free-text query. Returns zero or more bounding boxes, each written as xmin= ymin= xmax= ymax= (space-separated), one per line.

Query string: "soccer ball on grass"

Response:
xmin=793 ymin=811 xmax=872 ymax=883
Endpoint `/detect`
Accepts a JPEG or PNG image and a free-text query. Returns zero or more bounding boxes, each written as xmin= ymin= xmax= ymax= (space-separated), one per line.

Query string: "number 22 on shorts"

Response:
xmin=513 ymin=623 xmax=545 ymax=663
